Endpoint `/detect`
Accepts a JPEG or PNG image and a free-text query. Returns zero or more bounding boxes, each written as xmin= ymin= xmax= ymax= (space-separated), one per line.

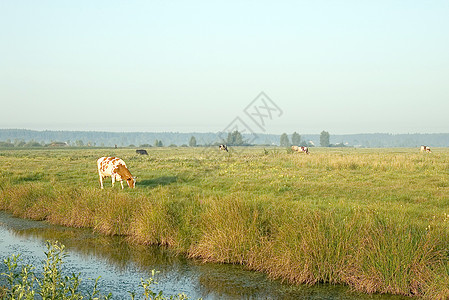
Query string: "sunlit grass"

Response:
xmin=1 ymin=146 xmax=449 ymax=298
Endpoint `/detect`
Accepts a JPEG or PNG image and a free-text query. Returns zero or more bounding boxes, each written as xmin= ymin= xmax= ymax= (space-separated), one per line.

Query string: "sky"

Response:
xmin=1 ymin=1 xmax=448 ymax=134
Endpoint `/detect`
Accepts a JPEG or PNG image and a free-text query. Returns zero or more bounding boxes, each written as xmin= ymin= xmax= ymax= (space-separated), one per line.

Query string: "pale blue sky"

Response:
xmin=1 ymin=1 xmax=448 ymax=134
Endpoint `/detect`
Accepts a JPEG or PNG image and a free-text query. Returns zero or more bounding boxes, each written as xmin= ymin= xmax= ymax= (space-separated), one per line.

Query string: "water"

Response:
xmin=0 ymin=211 xmax=407 ymax=299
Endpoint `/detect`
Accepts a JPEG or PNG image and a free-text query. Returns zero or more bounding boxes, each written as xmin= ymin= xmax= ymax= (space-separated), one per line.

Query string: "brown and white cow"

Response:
xmin=291 ymin=145 xmax=309 ymax=154
xmin=420 ymin=145 xmax=432 ymax=153
xmin=97 ymin=157 xmax=136 ymax=189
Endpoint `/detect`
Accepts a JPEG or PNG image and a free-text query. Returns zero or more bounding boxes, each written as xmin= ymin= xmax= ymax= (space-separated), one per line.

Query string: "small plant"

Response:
xmin=37 ymin=241 xmax=79 ymax=299
xmin=1 ymin=241 xmax=195 ymax=300
xmin=1 ymin=253 xmax=36 ymax=299
xmin=1 ymin=241 xmax=111 ymax=300
xmin=129 ymin=270 xmax=190 ymax=300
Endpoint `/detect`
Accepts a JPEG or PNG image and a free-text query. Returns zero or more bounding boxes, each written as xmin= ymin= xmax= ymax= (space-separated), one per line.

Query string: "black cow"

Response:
xmin=136 ymin=149 xmax=148 ymax=155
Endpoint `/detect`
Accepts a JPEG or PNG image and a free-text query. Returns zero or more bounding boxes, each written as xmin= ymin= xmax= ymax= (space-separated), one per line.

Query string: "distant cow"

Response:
xmin=97 ymin=157 xmax=136 ymax=189
xmin=136 ymin=149 xmax=148 ymax=155
xmin=291 ymin=145 xmax=309 ymax=154
xmin=219 ymin=144 xmax=228 ymax=152
xmin=420 ymin=145 xmax=432 ymax=153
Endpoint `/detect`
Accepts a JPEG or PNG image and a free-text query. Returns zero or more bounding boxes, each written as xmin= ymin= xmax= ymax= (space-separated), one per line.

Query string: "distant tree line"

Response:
xmin=1 ymin=129 xmax=448 ymax=148
xmin=0 ymin=139 xmax=73 ymax=148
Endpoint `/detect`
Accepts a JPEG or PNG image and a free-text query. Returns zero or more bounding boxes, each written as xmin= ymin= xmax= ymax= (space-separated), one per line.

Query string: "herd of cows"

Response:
xmin=97 ymin=144 xmax=433 ymax=189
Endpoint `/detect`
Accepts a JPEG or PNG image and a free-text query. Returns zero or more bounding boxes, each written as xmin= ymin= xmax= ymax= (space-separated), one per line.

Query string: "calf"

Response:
xmin=219 ymin=144 xmax=228 ymax=152
xmin=136 ymin=149 xmax=148 ymax=155
xmin=97 ymin=157 xmax=136 ymax=189
xmin=420 ymin=145 xmax=432 ymax=153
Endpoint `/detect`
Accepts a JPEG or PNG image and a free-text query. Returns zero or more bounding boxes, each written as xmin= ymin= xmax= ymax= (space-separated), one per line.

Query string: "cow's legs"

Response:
xmin=120 ymin=180 xmax=124 ymax=189
xmin=111 ymin=176 xmax=115 ymax=188
xmin=99 ymin=173 xmax=104 ymax=189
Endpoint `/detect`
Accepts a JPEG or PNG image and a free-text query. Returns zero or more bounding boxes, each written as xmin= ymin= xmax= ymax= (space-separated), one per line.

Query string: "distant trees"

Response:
xmin=226 ymin=130 xmax=244 ymax=146
xmin=0 ymin=140 xmax=28 ymax=147
xmin=15 ymin=140 xmax=26 ymax=147
xmin=0 ymin=141 xmax=14 ymax=147
xmin=154 ymin=139 xmax=164 ymax=147
xmin=320 ymin=131 xmax=330 ymax=147
xmin=291 ymin=132 xmax=301 ymax=146
xmin=280 ymin=133 xmax=290 ymax=147
xmin=189 ymin=136 xmax=197 ymax=147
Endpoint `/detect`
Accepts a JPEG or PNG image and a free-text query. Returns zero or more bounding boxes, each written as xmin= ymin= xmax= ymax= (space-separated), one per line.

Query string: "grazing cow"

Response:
xmin=136 ymin=149 xmax=148 ymax=155
xmin=291 ymin=145 xmax=309 ymax=154
xmin=219 ymin=144 xmax=228 ymax=152
xmin=97 ymin=157 xmax=136 ymax=189
xmin=420 ymin=145 xmax=432 ymax=153
xmin=300 ymin=146 xmax=309 ymax=154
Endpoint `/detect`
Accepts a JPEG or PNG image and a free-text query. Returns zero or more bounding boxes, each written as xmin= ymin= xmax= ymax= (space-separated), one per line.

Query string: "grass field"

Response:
xmin=1 ymin=146 xmax=449 ymax=298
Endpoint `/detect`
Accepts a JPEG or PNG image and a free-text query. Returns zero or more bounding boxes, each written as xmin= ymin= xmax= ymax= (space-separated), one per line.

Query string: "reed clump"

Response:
xmin=1 ymin=147 xmax=449 ymax=298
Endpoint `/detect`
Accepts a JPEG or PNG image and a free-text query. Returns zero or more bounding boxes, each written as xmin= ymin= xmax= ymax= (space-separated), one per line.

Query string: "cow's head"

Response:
xmin=126 ymin=176 xmax=137 ymax=188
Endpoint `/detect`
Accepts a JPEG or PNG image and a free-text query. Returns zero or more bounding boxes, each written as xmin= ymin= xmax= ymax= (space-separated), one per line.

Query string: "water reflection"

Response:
xmin=0 ymin=212 xmax=407 ymax=299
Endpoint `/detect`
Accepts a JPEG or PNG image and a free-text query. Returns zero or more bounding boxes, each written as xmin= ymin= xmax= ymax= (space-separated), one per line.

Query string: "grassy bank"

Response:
xmin=1 ymin=147 xmax=449 ymax=298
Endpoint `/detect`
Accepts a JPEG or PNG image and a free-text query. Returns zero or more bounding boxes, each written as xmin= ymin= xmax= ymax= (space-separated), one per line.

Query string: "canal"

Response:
xmin=0 ymin=211 xmax=407 ymax=299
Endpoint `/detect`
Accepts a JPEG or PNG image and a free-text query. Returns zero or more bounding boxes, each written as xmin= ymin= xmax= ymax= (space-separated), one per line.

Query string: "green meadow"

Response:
xmin=1 ymin=147 xmax=449 ymax=298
